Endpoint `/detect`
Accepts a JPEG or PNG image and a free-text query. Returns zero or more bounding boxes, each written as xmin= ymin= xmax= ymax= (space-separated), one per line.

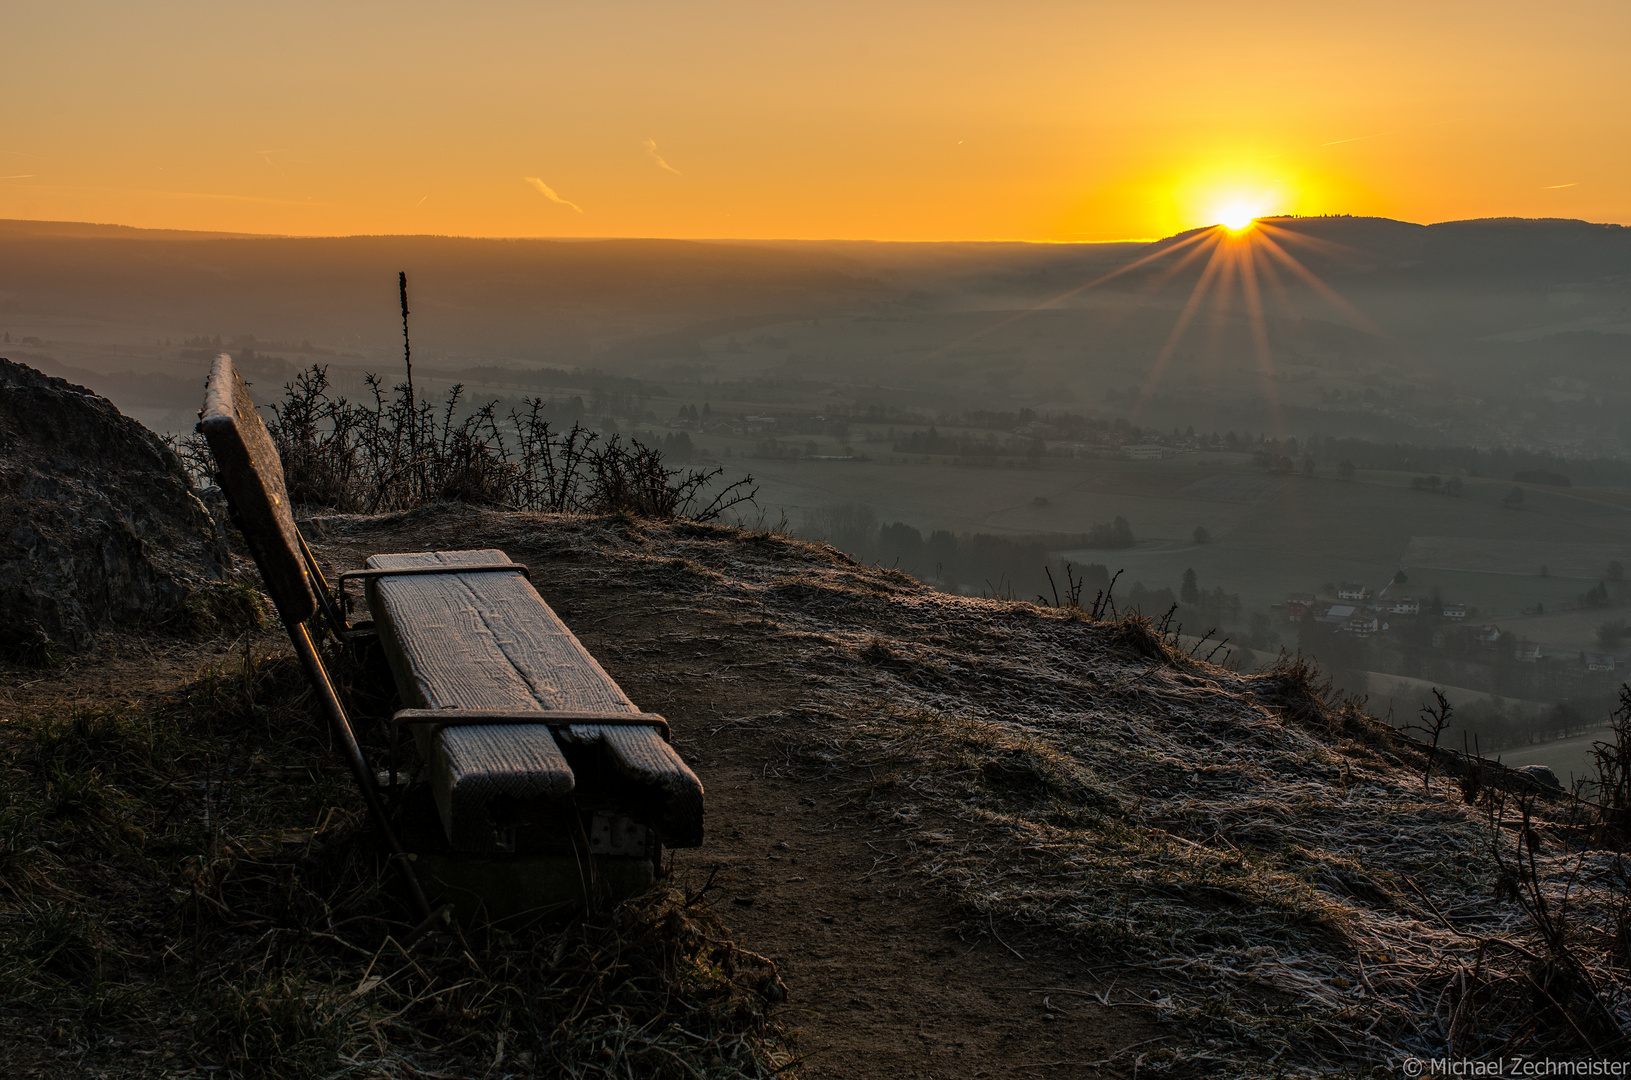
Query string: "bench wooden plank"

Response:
xmin=197 ymin=355 xmax=316 ymax=625
xmin=366 ymin=549 xmax=703 ymax=852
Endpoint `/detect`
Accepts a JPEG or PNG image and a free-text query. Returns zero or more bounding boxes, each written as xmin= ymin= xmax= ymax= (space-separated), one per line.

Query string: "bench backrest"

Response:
xmin=198 ymin=353 xmax=317 ymax=625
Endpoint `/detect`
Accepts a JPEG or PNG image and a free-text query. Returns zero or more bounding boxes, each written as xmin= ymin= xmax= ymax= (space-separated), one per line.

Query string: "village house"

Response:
xmin=1387 ymin=596 xmax=1420 ymax=615
xmin=1286 ymin=601 xmax=1309 ymax=623
xmin=1318 ymin=603 xmax=1357 ymax=624
xmin=1583 ymin=651 xmax=1617 ymax=672
xmin=1120 ymin=444 xmax=1165 ymax=461
xmin=1514 ymin=640 xmax=1542 ymax=663
xmin=1442 ymin=604 xmax=1467 ymax=620
xmin=1343 ymin=614 xmax=1383 ymax=636
xmin=1338 ymin=583 xmax=1372 ymax=601
xmin=1476 ymin=624 xmax=1502 ymax=645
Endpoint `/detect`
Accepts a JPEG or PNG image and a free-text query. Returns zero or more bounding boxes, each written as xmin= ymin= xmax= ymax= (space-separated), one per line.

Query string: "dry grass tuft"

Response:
xmin=0 ymin=632 xmax=797 ymax=1078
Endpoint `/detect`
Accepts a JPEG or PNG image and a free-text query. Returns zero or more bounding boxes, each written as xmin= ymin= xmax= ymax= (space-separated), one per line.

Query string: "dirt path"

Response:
xmin=0 ymin=510 xmax=1173 ymax=1079
xmin=307 ymin=510 xmax=1171 ymax=1079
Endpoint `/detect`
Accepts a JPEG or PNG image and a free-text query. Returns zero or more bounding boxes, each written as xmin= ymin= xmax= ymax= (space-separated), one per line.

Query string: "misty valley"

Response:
xmin=7 ymin=214 xmax=1630 ymax=782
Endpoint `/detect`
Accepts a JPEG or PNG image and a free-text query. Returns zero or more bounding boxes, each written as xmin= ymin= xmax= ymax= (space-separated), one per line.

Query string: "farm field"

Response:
xmin=1499 ymin=729 xmax=1617 ymax=788
xmin=712 ymin=447 xmax=1631 ymax=653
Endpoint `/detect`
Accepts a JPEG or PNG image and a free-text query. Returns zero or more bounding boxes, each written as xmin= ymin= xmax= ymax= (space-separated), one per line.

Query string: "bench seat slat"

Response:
xmin=366 ymin=549 xmax=702 ymax=852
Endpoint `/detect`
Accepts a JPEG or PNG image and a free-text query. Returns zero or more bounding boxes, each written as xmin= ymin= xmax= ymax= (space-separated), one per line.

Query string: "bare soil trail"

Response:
xmin=305 ymin=508 xmax=1169 ymax=1079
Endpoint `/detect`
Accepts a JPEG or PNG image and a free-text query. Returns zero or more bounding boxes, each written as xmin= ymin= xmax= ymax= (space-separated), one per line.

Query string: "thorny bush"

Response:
xmin=185 ymin=364 xmax=757 ymax=520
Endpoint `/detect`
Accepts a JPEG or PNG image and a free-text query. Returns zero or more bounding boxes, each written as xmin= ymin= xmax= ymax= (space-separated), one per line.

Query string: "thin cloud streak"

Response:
xmin=1545 ymin=183 xmax=1578 ymax=189
xmin=525 ymin=176 xmax=583 ymax=213
xmin=644 ymin=139 xmax=681 ymax=175
xmin=1321 ymin=130 xmax=1394 ymax=147
xmin=0 ymin=174 xmax=36 ymax=180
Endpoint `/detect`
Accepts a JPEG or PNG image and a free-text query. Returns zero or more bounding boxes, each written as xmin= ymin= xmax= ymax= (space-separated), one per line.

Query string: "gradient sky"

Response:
xmin=3 ymin=1 xmax=1626 ymax=241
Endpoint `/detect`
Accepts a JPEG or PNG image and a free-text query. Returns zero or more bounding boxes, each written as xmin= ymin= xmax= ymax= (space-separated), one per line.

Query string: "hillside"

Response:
xmin=3 ymin=502 xmax=1624 ymax=1076
xmin=6 ymin=214 xmax=1631 ymax=454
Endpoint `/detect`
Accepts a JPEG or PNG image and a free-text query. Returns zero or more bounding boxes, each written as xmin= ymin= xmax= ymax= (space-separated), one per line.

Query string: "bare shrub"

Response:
xmin=1592 ymin=685 xmax=1631 ymax=847
xmin=186 ymin=363 xmax=756 ymax=521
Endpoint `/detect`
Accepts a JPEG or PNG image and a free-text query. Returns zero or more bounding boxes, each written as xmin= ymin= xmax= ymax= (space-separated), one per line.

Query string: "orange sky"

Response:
xmin=3 ymin=1 xmax=1626 ymax=241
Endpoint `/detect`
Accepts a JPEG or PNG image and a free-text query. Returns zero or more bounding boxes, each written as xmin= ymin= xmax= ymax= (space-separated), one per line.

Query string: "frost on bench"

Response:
xmin=367 ymin=549 xmax=704 ymax=854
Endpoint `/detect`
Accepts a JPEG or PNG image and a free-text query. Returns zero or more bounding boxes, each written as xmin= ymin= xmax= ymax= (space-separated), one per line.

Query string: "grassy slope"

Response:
xmin=1 ymin=508 xmax=1625 ymax=1076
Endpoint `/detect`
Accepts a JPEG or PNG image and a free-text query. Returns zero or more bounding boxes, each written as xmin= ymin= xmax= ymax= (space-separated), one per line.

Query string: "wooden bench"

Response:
xmin=198 ymin=353 xmax=703 ymax=915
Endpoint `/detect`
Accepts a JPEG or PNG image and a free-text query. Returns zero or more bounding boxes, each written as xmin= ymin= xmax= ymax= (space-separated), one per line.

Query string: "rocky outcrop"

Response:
xmin=0 ymin=358 xmax=223 ymax=652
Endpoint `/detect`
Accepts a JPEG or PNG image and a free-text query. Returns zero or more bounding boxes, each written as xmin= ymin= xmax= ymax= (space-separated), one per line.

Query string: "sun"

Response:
xmin=1218 ymin=204 xmax=1256 ymax=232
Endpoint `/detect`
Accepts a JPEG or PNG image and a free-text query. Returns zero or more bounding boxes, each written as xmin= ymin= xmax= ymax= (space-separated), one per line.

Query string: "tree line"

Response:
xmin=799 ymin=503 xmax=1131 ymax=596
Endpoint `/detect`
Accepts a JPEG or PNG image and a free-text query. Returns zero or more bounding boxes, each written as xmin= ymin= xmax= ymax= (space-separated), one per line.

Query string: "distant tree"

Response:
xmin=1245 ymin=610 xmax=1278 ymax=649
xmin=1583 ymin=581 xmax=1611 ymax=609
xmin=1198 ymin=586 xmax=1243 ymax=625
xmin=1609 ymin=560 xmax=1625 ymax=583
xmin=1125 ymin=581 xmax=1179 ymax=616
xmin=1445 ymin=476 xmax=1463 ymax=496
xmin=1427 ymin=475 xmax=1442 ymax=491
xmin=1394 ymin=570 xmax=1408 ymax=585
xmin=702 ymin=402 xmax=712 ymax=418
xmin=1181 ymin=568 xmax=1200 ymax=604
xmin=1338 ymin=460 xmax=1356 ymax=481
xmin=1192 ymin=525 xmax=1211 ymax=545
xmin=876 ymin=522 xmax=924 ymax=569
xmin=661 ymin=430 xmax=694 ymax=462
xmin=1084 ymin=516 xmax=1135 ymax=549
xmin=1503 ymin=486 xmax=1525 ymax=509
xmin=804 ymin=502 xmax=878 ymax=559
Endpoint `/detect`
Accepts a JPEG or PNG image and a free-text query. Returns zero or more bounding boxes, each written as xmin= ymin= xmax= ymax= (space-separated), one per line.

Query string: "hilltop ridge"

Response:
xmin=0 ymin=499 xmax=1625 ymax=1074
xmin=301 ymin=505 xmax=1625 ymax=1072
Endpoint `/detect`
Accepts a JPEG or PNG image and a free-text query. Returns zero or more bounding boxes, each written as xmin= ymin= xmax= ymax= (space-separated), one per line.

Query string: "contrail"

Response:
xmin=1322 ymin=117 xmax=1459 ymax=147
xmin=645 ymin=139 xmax=681 ymax=174
xmin=0 ymin=174 xmax=35 ymax=180
xmin=524 ymin=177 xmax=583 ymax=213
xmin=1545 ymin=182 xmax=1578 ymax=189
xmin=1321 ymin=130 xmax=1395 ymax=147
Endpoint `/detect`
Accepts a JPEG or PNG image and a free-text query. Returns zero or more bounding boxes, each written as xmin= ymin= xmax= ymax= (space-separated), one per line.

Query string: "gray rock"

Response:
xmin=1517 ymin=764 xmax=1563 ymax=791
xmin=0 ymin=358 xmax=224 ymax=652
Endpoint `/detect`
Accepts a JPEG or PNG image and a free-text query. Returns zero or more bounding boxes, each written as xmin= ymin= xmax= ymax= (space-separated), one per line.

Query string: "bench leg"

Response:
xmin=289 ymin=622 xmax=436 ymax=926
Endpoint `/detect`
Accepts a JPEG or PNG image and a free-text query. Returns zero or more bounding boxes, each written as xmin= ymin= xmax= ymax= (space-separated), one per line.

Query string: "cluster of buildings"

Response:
xmin=1284 ymin=587 xmax=1468 ymax=638
xmin=1283 ymin=586 xmax=1618 ymax=672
